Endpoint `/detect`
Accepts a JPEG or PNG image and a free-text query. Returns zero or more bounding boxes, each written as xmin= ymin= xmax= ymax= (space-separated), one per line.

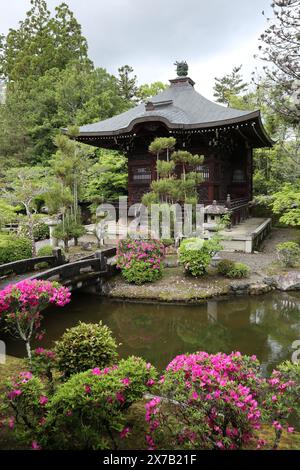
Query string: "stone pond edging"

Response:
xmin=104 ymin=271 xmax=300 ymax=304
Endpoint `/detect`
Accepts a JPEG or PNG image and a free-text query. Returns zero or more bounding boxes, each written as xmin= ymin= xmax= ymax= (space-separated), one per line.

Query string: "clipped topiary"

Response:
xmin=179 ymin=236 xmax=223 ymax=277
xmin=54 ymin=321 xmax=119 ymax=377
xmin=217 ymin=259 xmax=235 ymax=276
xmin=0 ymin=233 xmax=32 ymax=264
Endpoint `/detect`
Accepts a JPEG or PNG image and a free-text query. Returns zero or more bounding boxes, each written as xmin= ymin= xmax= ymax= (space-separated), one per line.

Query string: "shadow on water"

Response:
xmin=3 ymin=291 xmax=300 ymax=375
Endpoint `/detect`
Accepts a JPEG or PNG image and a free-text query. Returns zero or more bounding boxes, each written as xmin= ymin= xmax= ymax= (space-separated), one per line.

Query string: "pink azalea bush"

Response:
xmin=144 ymin=352 xmax=299 ymax=450
xmin=0 ymin=279 xmax=71 ymax=361
xmin=116 ymin=238 xmax=164 ymax=285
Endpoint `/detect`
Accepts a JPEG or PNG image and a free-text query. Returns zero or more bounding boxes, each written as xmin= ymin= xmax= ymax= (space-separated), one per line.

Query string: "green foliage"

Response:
xmin=117 ymin=65 xmax=138 ymax=104
xmin=121 ymin=259 xmax=163 ymax=285
xmin=226 ymin=263 xmax=250 ymax=279
xmin=53 ymin=214 xmax=85 ymax=252
xmin=37 ymin=245 xmax=53 ymax=257
xmin=136 ymin=81 xmax=167 ymax=101
xmin=213 ymin=65 xmax=248 ymax=106
xmin=217 ymin=259 xmax=235 ymax=276
xmin=276 ymin=241 xmax=300 ymax=267
xmin=271 ymin=183 xmax=300 ymax=228
xmin=0 ymin=0 xmax=90 ymax=84
xmin=18 ymin=216 xmax=50 ymax=241
xmin=0 ymin=199 xmax=17 ymax=229
xmin=82 ymin=150 xmax=128 ymax=208
xmin=55 ymin=321 xmax=119 ymax=378
xmin=0 ymin=233 xmax=32 ymax=264
xmin=179 ymin=236 xmax=223 ymax=277
xmin=39 ymin=357 xmax=157 ymax=449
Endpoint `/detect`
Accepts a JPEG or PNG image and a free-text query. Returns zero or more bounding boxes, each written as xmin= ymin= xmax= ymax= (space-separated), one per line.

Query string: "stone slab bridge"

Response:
xmin=0 ymin=247 xmax=117 ymax=294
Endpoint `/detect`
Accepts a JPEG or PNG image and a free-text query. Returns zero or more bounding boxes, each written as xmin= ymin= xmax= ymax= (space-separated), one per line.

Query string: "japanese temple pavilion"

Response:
xmin=76 ymin=63 xmax=272 ymax=223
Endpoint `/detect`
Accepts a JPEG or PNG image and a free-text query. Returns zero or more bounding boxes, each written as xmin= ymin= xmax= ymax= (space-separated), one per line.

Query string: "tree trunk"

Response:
xmin=25 ymin=341 xmax=32 ymax=364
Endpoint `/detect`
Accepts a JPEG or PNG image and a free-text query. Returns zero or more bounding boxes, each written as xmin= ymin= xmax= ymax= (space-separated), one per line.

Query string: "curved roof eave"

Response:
xmin=77 ymin=110 xmax=262 ymax=137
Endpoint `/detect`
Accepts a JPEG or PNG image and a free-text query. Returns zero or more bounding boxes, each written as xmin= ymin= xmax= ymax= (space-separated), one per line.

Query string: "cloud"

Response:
xmin=0 ymin=0 xmax=272 ymax=98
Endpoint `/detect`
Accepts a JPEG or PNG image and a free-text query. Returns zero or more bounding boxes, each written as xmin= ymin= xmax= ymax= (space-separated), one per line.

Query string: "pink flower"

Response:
xmin=120 ymin=426 xmax=130 ymax=439
xmin=115 ymin=392 xmax=125 ymax=404
xmin=146 ymin=379 xmax=155 ymax=387
xmin=31 ymin=441 xmax=41 ymax=450
xmin=271 ymin=395 xmax=277 ymax=402
xmin=39 ymin=395 xmax=48 ymax=406
xmin=8 ymin=417 xmax=14 ymax=429
xmin=84 ymin=385 xmax=91 ymax=394
xmin=91 ymin=367 xmax=101 ymax=375
xmin=121 ymin=377 xmax=130 ymax=386
xmin=287 ymin=427 xmax=294 ymax=433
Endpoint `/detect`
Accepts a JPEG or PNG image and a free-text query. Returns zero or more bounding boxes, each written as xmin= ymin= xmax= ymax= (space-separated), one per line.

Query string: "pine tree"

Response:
xmin=213 ymin=66 xmax=248 ymax=106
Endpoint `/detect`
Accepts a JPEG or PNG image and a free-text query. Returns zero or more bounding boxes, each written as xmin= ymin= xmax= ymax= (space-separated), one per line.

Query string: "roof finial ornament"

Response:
xmin=174 ymin=60 xmax=188 ymax=77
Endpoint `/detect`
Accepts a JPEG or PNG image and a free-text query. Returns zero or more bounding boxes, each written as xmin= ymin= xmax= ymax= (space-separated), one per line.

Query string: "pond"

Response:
xmin=4 ymin=291 xmax=300 ymax=375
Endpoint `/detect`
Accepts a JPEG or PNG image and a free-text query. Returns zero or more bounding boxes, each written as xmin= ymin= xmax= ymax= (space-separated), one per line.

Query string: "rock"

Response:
xmin=270 ymin=272 xmax=300 ymax=291
xmin=249 ymin=283 xmax=272 ymax=295
xmin=229 ymin=282 xmax=250 ymax=295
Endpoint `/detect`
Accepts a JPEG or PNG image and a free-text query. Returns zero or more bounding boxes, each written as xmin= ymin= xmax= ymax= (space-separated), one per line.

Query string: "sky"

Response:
xmin=0 ymin=0 xmax=273 ymax=99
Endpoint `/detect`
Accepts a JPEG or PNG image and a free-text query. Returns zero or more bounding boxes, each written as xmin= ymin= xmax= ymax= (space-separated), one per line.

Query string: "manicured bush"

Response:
xmin=179 ymin=236 xmax=222 ymax=277
xmin=0 ymin=233 xmax=32 ymax=264
xmin=55 ymin=321 xmax=119 ymax=378
xmin=226 ymin=262 xmax=250 ymax=279
xmin=38 ymin=357 xmax=157 ymax=449
xmin=276 ymin=241 xmax=300 ymax=267
xmin=117 ymin=239 xmax=164 ymax=285
xmin=217 ymin=259 xmax=235 ymax=276
xmin=37 ymin=245 xmax=53 ymax=257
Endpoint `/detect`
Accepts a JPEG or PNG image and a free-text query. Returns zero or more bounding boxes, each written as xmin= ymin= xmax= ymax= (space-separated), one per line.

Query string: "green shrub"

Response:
xmin=55 ymin=321 xmax=119 ymax=378
xmin=0 ymin=233 xmax=32 ymax=264
xmin=226 ymin=262 xmax=250 ymax=279
xmin=18 ymin=216 xmax=50 ymax=241
xmin=179 ymin=236 xmax=223 ymax=277
xmin=39 ymin=357 xmax=157 ymax=449
xmin=37 ymin=245 xmax=53 ymax=257
xmin=276 ymin=241 xmax=300 ymax=267
xmin=217 ymin=259 xmax=235 ymax=276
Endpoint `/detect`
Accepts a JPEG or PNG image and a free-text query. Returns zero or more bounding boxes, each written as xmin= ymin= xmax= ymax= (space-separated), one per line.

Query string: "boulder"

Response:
xmin=270 ymin=272 xmax=300 ymax=291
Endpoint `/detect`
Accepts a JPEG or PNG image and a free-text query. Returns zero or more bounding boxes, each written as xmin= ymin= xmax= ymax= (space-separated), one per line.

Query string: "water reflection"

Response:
xmin=3 ymin=291 xmax=300 ymax=374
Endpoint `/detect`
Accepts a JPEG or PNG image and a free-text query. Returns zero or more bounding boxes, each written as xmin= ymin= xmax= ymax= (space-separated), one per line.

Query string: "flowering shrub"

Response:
xmin=116 ymin=239 xmax=164 ymax=285
xmin=276 ymin=241 xmax=300 ymax=267
xmin=30 ymin=348 xmax=56 ymax=385
xmin=6 ymin=371 xmax=47 ymax=437
xmin=145 ymin=352 xmax=264 ymax=450
xmin=263 ymin=361 xmax=300 ymax=449
xmin=38 ymin=356 xmax=157 ymax=449
xmin=55 ymin=321 xmax=118 ymax=378
xmin=0 ymin=279 xmax=71 ymax=360
xmin=179 ymin=236 xmax=223 ymax=277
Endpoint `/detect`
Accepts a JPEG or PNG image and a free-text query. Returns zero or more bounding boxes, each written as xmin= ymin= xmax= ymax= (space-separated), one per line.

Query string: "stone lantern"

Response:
xmin=204 ymin=200 xmax=229 ymax=231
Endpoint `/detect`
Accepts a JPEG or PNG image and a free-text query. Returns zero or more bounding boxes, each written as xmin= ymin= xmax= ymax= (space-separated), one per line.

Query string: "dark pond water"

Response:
xmin=4 ymin=291 xmax=300 ymax=375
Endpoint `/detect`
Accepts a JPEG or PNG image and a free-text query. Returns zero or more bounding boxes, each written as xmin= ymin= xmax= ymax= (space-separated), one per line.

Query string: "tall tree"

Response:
xmin=256 ymin=0 xmax=300 ymax=123
xmin=0 ymin=0 xmax=90 ymax=85
xmin=117 ymin=65 xmax=138 ymax=103
xmin=213 ymin=66 xmax=248 ymax=106
xmin=136 ymin=81 xmax=167 ymax=102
